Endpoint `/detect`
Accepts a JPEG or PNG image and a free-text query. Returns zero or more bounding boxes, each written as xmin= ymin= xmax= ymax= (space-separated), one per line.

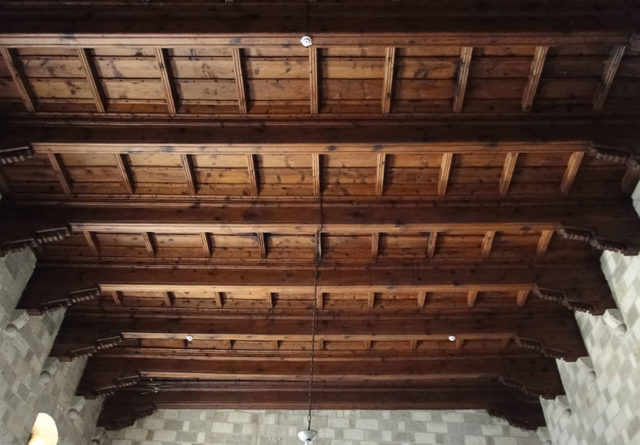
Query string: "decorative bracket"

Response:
xmin=94 ymin=373 xmax=142 ymax=397
xmin=515 ymin=337 xmax=565 ymax=360
xmin=68 ymin=335 xmax=124 ymax=360
xmin=556 ymin=225 xmax=636 ymax=255
xmin=0 ymin=145 xmax=34 ymax=165
xmin=0 ymin=226 xmax=71 ymax=256
xmin=531 ymin=286 xmax=596 ymax=314
xmin=587 ymin=142 xmax=640 ymax=169
xmin=38 ymin=287 xmax=101 ymax=312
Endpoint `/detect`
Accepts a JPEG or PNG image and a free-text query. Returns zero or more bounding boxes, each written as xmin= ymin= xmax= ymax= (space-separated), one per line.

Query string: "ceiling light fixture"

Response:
xmin=448 ymin=335 xmax=456 ymax=342
xmin=185 ymin=335 xmax=194 ymax=342
xmin=300 ymin=36 xmax=313 ymax=47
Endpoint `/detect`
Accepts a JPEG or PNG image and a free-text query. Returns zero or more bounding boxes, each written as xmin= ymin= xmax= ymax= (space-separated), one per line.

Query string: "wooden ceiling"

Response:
xmin=1 ymin=0 xmax=639 ymax=432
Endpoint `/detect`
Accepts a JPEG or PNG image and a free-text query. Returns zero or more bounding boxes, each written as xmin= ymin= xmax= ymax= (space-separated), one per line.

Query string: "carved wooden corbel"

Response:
xmin=497 ymin=375 xmax=556 ymax=399
xmin=587 ymin=142 xmax=640 ymax=168
xmin=531 ymin=286 xmax=596 ymax=314
xmin=68 ymin=335 xmax=124 ymax=360
xmin=0 ymin=226 xmax=72 ymax=256
xmin=556 ymin=225 xmax=636 ymax=255
xmin=37 ymin=287 xmax=101 ymax=312
xmin=514 ymin=337 xmax=565 ymax=360
xmin=94 ymin=373 xmax=142 ymax=397
xmin=0 ymin=145 xmax=34 ymax=165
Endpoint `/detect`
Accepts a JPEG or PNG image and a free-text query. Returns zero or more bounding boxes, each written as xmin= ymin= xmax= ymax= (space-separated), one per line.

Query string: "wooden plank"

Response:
xmin=0 ymin=47 xmax=35 ymax=111
xmin=560 ymin=152 xmax=584 ymax=194
xmin=111 ymin=291 xmax=122 ymax=306
xmin=77 ymin=48 xmax=106 ymax=113
xmin=266 ymin=292 xmax=274 ymax=309
xmin=247 ymin=154 xmax=259 ymax=196
xmin=155 ymin=48 xmax=177 ymax=115
xmin=521 ymin=46 xmax=548 ymax=112
xmin=312 ymin=153 xmax=321 ymax=196
xmin=481 ymin=231 xmax=496 ymax=259
xmin=426 ymin=232 xmax=438 ymax=258
xmin=467 ymin=290 xmax=479 ymax=308
xmin=499 ymin=152 xmax=519 ymax=195
xmin=536 ymin=230 xmax=554 ymax=257
xmin=213 ymin=291 xmax=223 ymax=308
xmin=593 ymin=45 xmax=626 ymax=112
xmin=256 ymin=232 xmax=267 ymax=258
xmin=181 ymin=154 xmax=197 ymax=195
xmin=437 ymin=153 xmax=453 ymax=196
xmin=309 ymin=47 xmax=319 ymax=114
xmin=371 ymin=233 xmax=380 ymax=259
xmin=452 ymin=47 xmax=473 ymax=113
xmin=375 ymin=153 xmax=386 ymax=196
xmin=417 ymin=291 xmax=428 ymax=308
xmin=47 ymin=153 xmax=72 ymax=194
xmin=517 ymin=290 xmax=529 ymax=307
xmin=368 ymin=292 xmax=376 ymax=309
xmin=83 ymin=231 xmax=100 ymax=256
xmin=115 ymin=154 xmax=135 ymax=194
xmin=316 ymin=292 xmax=324 ymax=310
xmin=381 ymin=47 xmax=396 ymax=113
xmin=163 ymin=291 xmax=175 ymax=307
xmin=142 ymin=232 xmax=156 ymax=257
xmin=232 ymin=48 xmax=247 ymax=114
xmin=201 ymin=233 xmax=212 ymax=258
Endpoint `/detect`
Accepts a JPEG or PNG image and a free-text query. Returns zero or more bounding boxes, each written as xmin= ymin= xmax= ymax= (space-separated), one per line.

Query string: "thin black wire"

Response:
xmin=306 ymin=187 xmax=323 ymax=432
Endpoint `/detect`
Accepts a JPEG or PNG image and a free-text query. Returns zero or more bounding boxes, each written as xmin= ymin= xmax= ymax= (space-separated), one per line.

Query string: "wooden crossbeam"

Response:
xmin=155 ymin=48 xmax=177 ymax=115
xmin=499 ymin=152 xmax=519 ymax=195
xmin=47 ymin=153 xmax=72 ymax=194
xmin=437 ymin=153 xmax=453 ymax=196
xmin=9 ymin=121 xmax=637 ymax=155
xmin=517 ymin=290 xmax=530 ymax=307
xmin=5 ymin=200 xmax=639 ymax=255
xmin=181 ymin=154 xmax=197 ymax=195
xmin=309 ymin=47 xmax=319 ymax=114
xmin=83 ymin=231 xmax=100 ymax=256
xmin=453 ymin=47 xmax=473 ymax=113
xmin=232 ymin=48 xmax=248 ymax=114
xmin=256 ymin=232 xmax=267 ymax=258
xmin=312 ymin=153 xmax=321 ymax=196
xmin=201 ymin=233 xmax=212 ymax=258
xmin=381 ymin=47 xmax=396 ymax=114
xmin=593 ymin=45 xmax=626 ymax=113
xmin=417 ymin=291 xmax=428 ymax=308
xmin=521 ymin=47 xmax=548 ymax=112
xmin=467 ymin=290 xmax=479 ymax=308
xmin=247 ymin=154 xmax=259 ymax=196
xmin=213 ymin=291 xmax=223 ymax=308
xmin=560 ymin=152 xmax=584 ymax=194
xmin=536 ymin=230 xmax=554 ymax=257
xmin=142 ymin=232 xmax=156 ymax=257
xmin=115 ymin=154 xmax=135 ymax=195
xmin=0 ymin=47 xmax=35 ymax=111
xmin=77 ymin=48 xmax=106 ymax=113
xmin=111 ymin=291 xmax=123 ymax=306
xmin=375 ymin=153 xmax=386 ymax=196
xmin=481 ymin=231 xmax=496 ymax=259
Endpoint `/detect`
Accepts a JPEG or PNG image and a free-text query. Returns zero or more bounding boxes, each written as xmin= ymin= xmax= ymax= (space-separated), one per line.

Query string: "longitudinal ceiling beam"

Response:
xmin=0 ymin=1 xmax=635 ymax=47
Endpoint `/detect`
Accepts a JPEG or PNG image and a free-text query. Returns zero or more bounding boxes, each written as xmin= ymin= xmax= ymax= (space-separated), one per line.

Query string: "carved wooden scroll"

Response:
xmin=37 ymin=287 xmax=101 ymax=312
xmin=531 ymin=287 xmax=597 ymax=314
xmin=68 ymin=335 xmax=124 ymax=360
xmin=557 ymin=225 xmax=636 ymax=255
xmin=0 ymin=226 xmax=71 ymax=256
xmin=515 ymin=337 xmax=565 ymax=360
xmin=0 ymin=145 xmax=34 ymax=165
xmin=497 ymin=375 xmax=555 ymax=399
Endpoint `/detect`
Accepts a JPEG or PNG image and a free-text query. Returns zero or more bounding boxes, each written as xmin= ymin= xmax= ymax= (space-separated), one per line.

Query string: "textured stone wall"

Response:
xmin=0 ymin=250 xmax=103 ymax=445
xmin=105 ymin=409 xmax=545 ymax=445
xmin=541 ymin=184 xmax=640 ymax=445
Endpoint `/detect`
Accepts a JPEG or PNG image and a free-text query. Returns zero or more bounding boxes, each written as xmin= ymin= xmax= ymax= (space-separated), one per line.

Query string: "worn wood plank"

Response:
xmin=499 ymin=152 xmax=519 ymax=195
xmin=256 ymin=232 xmax=267 ymax=258
xmin=593 ymin=45 xmax=626 ymax=112
xmin=453 ymin=47 xmax=473 ymax=113
xmin=312 ymin=153 xmax=321 ymax=196
xmin=427 ymin=232 xmax=438 ymax=258
xmin=371 ymin=233 xmax=380 ymax=259
xmin=77 ymin=48 xmax=106 ymax=113
xmin=437 ymin=153 xmax=453 ymax=196
xmin=115 ymin=154 xmax=135 ymax=194
xmin=536 ymin=230 xmax=554 ymax=257
xmin=155 ymin=48 xmax=177 ymax=115
xmin=232 ymin=48 xmax=247 ymax=114
xmin=560 ymin=151 xmax=585 ymax=194
xmin=0 ymin=47 xmax=35 ymax=111
xmin=247 ymin=154 xmax=259 ymax=196
xmin=142 ymin=232 xmax=156 ymax=257
xmin=521 ymin=46 xmax=548 ymax=112
xmin=181 ymin=154 xmax=197 ymax=195
xmin=309 ymin=47 xmax=319 ymax=114
xmin=47 ymin=153 xmax=72 ymax=193
xmin=381 ymin=47 xmax=396 ymax=113
xmin=201 ymin=233 xmax=212 ymax=258
xmin=481 ymin=231 xmax=496 ymax=259
xmin=375 ymin=153 xmax=386 ymax=196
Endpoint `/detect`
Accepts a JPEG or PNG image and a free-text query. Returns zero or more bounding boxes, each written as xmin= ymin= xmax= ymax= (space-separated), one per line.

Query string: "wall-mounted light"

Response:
xmin=185 ymin=335 xmax=194 ymax=342
xmin=300 ymin=36 xmax=313 ymax=47
xmin=448 ymin=335 xmax=456 ymax=342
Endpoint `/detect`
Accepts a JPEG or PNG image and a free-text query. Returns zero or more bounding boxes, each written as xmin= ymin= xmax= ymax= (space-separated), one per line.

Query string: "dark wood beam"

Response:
xmin=20 ymin=262 xmax=614 ymax=314
xmin=593 ymin=45 xmax=626 ymax=113
xmin=0 ymin=2 xmax=634 ymax=48
xmin=4 ymin=199 xmax=638 ymax=254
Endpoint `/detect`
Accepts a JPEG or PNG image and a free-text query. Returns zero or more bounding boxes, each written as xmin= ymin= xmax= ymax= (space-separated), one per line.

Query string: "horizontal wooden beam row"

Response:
xmin=0 ymin=1 xmax=636 ymax=47
xmin=2 ymin=200 xmax=638 ymax=254
xmin=52 ymin=312 xmax=586 ymax=361
xmin=79 ymin=355 xmax=563 ymax=399
xmin=98 ymin=384 xmax=546 ymax=430
xmin=21 ymin=262 xmax=614 ymax=314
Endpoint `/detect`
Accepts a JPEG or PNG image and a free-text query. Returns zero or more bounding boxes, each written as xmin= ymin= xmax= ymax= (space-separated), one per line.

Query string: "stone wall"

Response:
xmin=0 ymin=250 xmax=103 ymax=445
xmin=106 ymin=409 xmax=544 ymax=445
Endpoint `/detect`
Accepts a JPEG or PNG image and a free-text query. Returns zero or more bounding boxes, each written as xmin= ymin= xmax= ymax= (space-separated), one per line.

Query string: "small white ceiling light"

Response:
xmin=300 ymin=35 xmax=313 ymax=47
xmin=185 ymin=335 xmax=194 ymax=342
xmin=298 ymin=429 xmax=317 ymax=444
xmin=448 ymin=335 xmax=456 ymax=342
